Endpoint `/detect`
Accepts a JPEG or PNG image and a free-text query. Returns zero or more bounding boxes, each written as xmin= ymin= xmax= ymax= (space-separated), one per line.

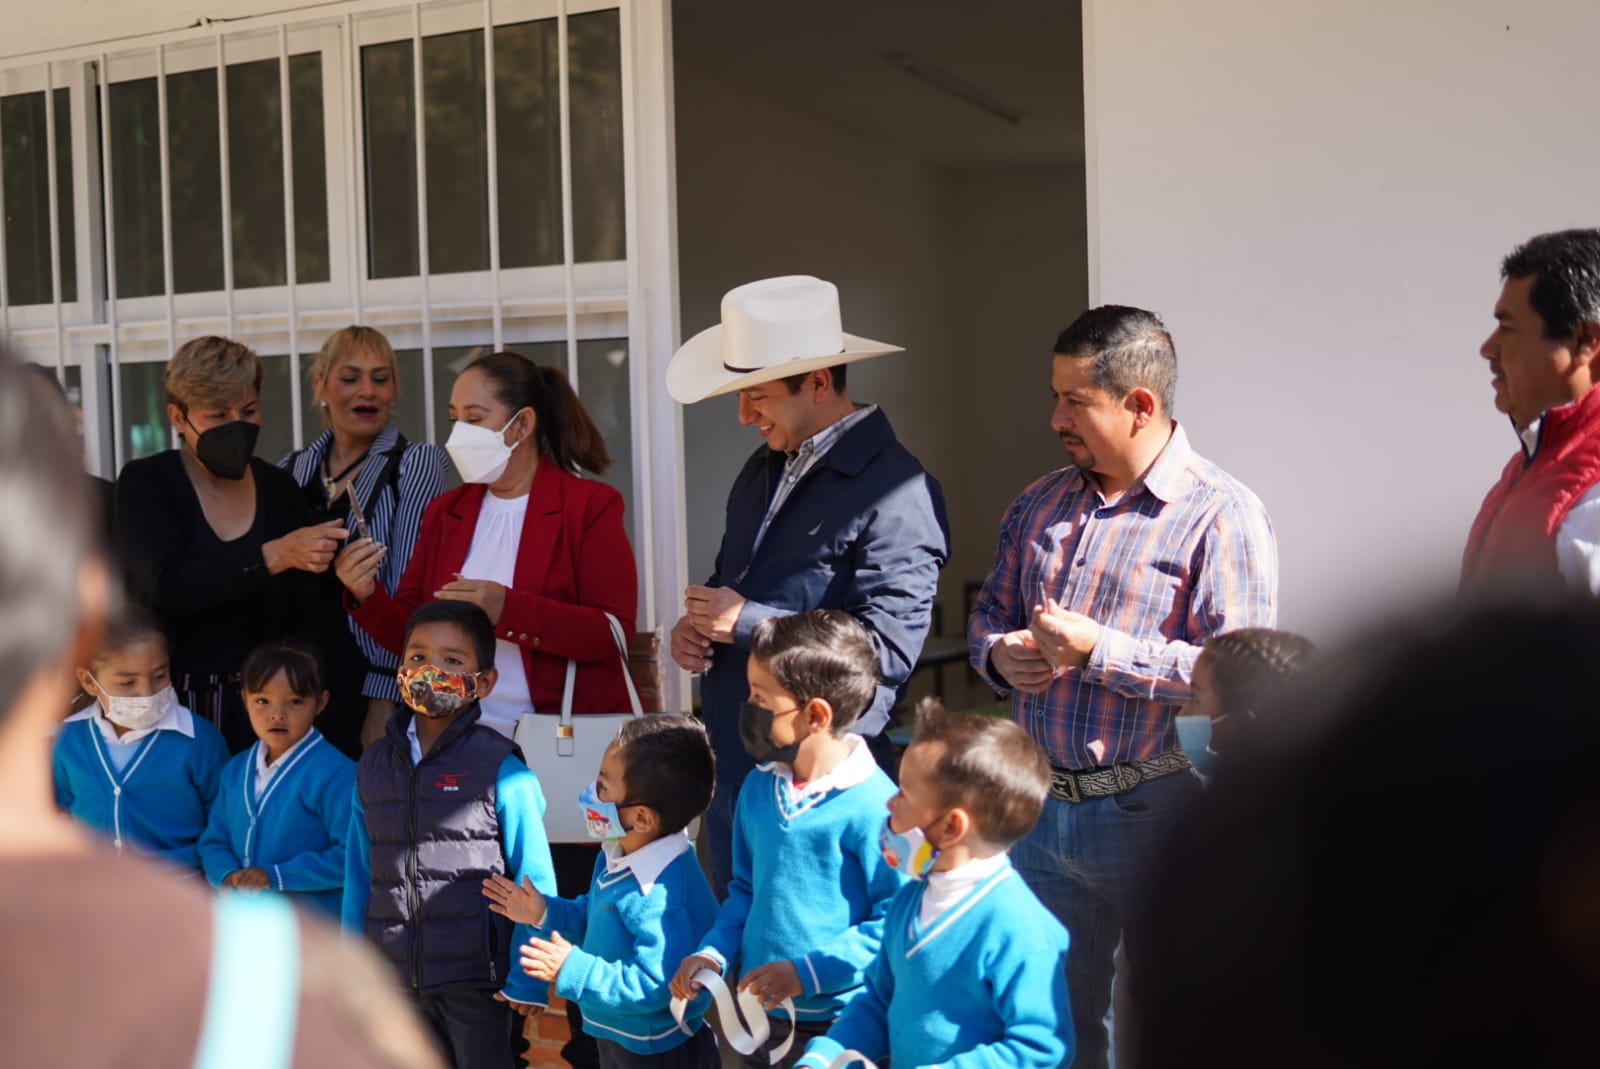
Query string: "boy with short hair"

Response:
xmin=482 ymin=714 xmax=722 ymax=1067
xmin=795 ymin=700 xmax=1075 ymax=1069
xmin=343 ymin=600 xmax=557 ymax=1069
xmin=669 ymin=610 xmax=905 ymax=1068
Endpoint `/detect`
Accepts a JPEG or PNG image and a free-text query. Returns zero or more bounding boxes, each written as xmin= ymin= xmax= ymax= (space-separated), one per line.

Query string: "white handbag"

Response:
xmin=513 ymin=612 xmax=644 ymax=844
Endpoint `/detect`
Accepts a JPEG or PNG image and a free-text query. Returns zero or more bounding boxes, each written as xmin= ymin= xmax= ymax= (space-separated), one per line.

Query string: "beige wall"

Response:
xmin=675 ymin=60 xmax=1085 ymax=637
xmin=1086 ymin=0 xmax=1600 ymax=637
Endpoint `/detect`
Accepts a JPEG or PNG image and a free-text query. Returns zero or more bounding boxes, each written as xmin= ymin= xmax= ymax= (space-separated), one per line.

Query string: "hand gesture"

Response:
xmin=435 ymin=574 xmax=508 ymax=625
xmin=264 ymin=520 xmax=348 ymax=575
xmin=519 ymin=931 xmax=573 ymax=982
xmin=1029 ymin=599 xmax=1100 ymax=671
xmin=492 ymin=991 xmax=544 ymax=1018
xmin=669 ymin=953 xmax=722 ymax=1001
xmin=670 ymin=613 xmax=713 ymax=673
xmin=334 ymin=537 xmax=387 ymax=602
xmin=223 ymin=867 xmax=271 ymax=893
xmin=684 ymin=585 xmax=745 ymax=644
xmin=990 ymin=630 xmax=1054 ymax=694
xmin=740 ymin=959 xmax=803 ymax=1010
xmin=483 ymin=874 xmax=547 ymax=927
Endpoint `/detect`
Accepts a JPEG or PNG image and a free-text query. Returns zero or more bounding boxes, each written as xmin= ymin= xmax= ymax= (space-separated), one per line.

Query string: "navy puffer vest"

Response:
xmin=358 ymin=704 xmax=518 ymax=992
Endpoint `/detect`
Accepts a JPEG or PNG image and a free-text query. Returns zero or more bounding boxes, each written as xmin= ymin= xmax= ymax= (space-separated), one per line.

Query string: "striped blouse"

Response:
xmin=281 ymin=423 xmax=447 ymax=701
xmin=967 ymin=423 xmax=1278 ymax=770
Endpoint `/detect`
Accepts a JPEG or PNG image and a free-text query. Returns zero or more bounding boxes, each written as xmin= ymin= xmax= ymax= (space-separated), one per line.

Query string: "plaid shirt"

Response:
xmin=968 ymin=423 xmax=1277 ymax=770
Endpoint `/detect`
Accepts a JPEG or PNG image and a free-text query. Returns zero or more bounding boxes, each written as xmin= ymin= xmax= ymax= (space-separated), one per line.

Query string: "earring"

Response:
xmin=319 ymin=400 xmax=329 ymax=409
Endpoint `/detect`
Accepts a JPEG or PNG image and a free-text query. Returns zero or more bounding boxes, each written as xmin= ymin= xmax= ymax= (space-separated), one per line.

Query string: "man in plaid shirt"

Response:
xmin=968 ymin=305 xmax=1277 ymax=1069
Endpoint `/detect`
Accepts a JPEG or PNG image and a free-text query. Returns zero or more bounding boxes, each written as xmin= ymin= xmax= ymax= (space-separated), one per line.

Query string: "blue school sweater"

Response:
xmin=795 ymin=859 xmax=1075 ymax=1069
xmin=538 ymin=833 xmax=721 ymax=1054
xmin=197 ymin=729 xmax=356 ymax=919
xmin=52 ymin=707 xmax=228 ymax=871
xmin=698 ymin=741 xmax=904 ymax=1021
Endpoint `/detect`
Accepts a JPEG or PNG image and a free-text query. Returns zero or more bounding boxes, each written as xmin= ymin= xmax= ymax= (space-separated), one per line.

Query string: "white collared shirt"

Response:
xmin=919 ymin=851 xmax=1011 ymax=926
xmin=751 ymin=403 xmax=878 ymax=555
xmin=64 ymin=699 xmax=195 ymax=774
xmin=254 ymin=730 xmax=314 ymax=802
xmin=601 ymin=830 xmax=693 ymax=895
xmin=767 ymin=732 xmax=877 ymax=799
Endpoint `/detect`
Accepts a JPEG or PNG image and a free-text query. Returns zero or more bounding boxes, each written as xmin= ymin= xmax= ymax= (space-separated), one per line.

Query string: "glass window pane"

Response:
xmin=167 ymin=68 xmax=223 ymax=294
xmin=494 ymin=19 xmax=561 ymax=268
xmin=109 ymin=78 xmax=164 ymax=298
xmin=576 ymin=338 xmax=633 ymax=543
xmin=1 ymin=87 xmax=76 ymax=305
xmin=227 ymin=54 xmax=330 ymax=289
xmin=254 ymin=354 xmax=296 ymax=462
xmin=568 ymin=10 xmax=625 ymax=263
xmin=362 ymin=40 xmax=419 ymax=279
xmin=119 ymin=361 xmax=170 ymax=461
xmin=290 ymin=53 xmax=330 ymax=285
xmin=423 ymin=29 xmax=489 ymax=275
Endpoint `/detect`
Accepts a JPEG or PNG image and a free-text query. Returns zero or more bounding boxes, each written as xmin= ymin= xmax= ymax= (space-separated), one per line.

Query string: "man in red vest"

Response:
xmin=1463 ymin=229 xmax=1600 ymax=592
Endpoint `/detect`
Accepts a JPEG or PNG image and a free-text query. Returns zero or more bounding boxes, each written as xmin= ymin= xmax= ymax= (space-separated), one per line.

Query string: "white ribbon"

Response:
xmin=669 ymin=968 xmax=797 ymax=1064
xmin=822 ymin=1054 xmax=881 ymax=1069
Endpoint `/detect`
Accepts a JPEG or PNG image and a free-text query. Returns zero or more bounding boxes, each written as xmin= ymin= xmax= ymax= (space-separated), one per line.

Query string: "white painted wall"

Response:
xmin=1084 ymin=0 xmax=1600 ymax=638
xmin=675 ymin=61 xmax=1085 ymax=643
xmin=6 ymin=0 xmax=281 ymax=58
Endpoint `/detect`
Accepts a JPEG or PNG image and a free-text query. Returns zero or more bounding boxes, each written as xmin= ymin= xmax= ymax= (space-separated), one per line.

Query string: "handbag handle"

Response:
xmin=556 ymin=612 xmax=642 ymax=756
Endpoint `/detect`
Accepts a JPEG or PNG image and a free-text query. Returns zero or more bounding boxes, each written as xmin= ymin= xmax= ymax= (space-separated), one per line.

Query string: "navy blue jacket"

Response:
xmin=346 ymin=704 xmax=556 ymax=1000
xmin=701 ymin=407 xmax=949 ymax=783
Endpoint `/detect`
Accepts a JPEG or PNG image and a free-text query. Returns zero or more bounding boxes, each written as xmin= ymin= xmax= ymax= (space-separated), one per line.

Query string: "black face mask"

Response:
xmin=738 ymin=701 xmax=803 ymax=766
xmin=190 ymin=419 xmax=259 ymax=480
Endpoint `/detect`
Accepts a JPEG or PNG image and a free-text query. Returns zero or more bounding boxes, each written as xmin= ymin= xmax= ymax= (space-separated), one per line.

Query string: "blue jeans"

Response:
xmin=1012 ymin=769 xmax=1202 ymax=1069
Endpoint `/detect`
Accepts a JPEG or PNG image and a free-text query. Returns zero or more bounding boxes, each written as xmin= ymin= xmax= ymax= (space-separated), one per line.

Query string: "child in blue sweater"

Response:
xmin=483 ymin=714 xmax=722 ymax=1067
xmin=795 ymin=700 xmax=1075 ymax=1069
xmin=54 ymin=605 xmax=228 ymax=871
xmin=670 ymin=611 xmax=905 ymax=1069
xmin=343 ymin=599 xmax=557 ymax=1069
xmin=198 ymin=640 xmax=356 ymax=919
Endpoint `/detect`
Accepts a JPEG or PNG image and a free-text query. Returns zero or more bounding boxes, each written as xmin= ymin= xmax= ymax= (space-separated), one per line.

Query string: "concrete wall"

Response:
xmin=675 ymin=60 xmax=1085 ymax=636
xmin=1084 ymin=0 xmax=1600 ymax=638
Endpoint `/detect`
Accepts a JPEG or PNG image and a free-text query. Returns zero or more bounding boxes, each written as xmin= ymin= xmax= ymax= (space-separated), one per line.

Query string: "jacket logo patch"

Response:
xmin=434 ymin=771 xmax=467 ymax=792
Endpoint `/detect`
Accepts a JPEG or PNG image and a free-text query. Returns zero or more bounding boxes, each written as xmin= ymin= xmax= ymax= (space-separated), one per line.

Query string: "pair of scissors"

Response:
xmin=344 ymin=481 xmax=378 ymax=546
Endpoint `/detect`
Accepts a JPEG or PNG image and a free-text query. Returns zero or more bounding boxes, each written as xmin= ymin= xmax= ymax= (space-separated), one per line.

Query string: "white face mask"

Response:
xmin=90 ymin=677 xmax=176 ymax=731
xmin=445 ymin=409 xmax=528 ymax=485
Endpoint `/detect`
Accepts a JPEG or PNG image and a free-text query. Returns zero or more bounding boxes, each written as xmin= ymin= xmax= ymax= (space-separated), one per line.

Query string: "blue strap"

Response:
xmin=193 ymin=894 xmax=300 ymax=1069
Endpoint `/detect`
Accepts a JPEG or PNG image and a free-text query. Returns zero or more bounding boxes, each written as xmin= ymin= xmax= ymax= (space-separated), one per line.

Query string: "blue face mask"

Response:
xmin=878 ymin=816 xmax=941 ymax=880
xmin=1175 ymin=714 xmax=1215 ymax=775
xmin=578 ymin=781 xmax=632 ymax=841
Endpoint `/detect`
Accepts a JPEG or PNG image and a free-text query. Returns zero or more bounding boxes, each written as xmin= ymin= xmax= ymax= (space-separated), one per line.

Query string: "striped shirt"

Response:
xmin=282 ymin=423 xmax=447 ymax=701
xmin=752 ymin=403 xmax=878 ymax=554
xmin=968 ymin=423 xmax=1277 ymax=770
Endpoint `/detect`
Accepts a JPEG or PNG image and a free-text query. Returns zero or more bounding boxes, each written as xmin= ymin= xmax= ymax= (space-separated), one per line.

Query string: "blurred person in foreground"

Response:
xmin=0 ymin=345 xmax=442 ymax=1069
xmin=1133 ymin=596 xmax=1600 ymax=1068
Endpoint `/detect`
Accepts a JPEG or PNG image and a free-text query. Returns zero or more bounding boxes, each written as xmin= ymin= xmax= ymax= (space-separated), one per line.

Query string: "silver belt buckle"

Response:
xmin=1051 ymin=768 xmax=1082 ymax=804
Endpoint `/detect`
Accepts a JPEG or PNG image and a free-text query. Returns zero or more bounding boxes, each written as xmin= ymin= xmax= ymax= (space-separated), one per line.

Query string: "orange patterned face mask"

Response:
xmin=396 ymin=664 xmax=481 ymax=719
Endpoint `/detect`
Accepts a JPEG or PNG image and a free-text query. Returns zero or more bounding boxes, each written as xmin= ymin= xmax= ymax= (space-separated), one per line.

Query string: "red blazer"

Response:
xmin=350 ymin=459 xmax=638 ymax=714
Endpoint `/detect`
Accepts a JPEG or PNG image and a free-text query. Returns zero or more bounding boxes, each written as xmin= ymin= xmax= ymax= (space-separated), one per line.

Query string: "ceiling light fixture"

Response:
xmin=884 ymin=51 xmax=1028 ymax=126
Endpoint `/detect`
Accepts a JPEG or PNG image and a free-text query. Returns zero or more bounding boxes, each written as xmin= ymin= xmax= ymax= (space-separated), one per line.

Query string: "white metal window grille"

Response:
xmin=0 ymin=0 xmax=683 ymax=668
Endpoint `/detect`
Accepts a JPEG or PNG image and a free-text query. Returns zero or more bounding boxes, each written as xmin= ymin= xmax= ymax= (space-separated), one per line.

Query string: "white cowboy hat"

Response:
xmin=666 ymin=275 xmax=903 ymax=404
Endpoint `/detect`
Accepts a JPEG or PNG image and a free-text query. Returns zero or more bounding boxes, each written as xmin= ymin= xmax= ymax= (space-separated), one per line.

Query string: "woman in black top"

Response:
xmin=114 ymin=336 xmax=346 ymax=751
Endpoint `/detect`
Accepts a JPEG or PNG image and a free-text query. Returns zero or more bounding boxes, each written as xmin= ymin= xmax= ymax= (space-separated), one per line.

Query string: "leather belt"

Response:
xmin=1048 ymin=750 xmax=1193 ymax=804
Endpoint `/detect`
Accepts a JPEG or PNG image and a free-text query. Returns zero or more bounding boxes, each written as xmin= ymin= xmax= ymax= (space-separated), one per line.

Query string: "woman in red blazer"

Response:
xmin=335 ymin=351 xmax=637 ymax=735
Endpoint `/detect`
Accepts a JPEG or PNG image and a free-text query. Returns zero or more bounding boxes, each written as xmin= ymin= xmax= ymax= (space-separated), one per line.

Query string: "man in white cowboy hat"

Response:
xmin=666 ymin=275 xmax=950 ymax=897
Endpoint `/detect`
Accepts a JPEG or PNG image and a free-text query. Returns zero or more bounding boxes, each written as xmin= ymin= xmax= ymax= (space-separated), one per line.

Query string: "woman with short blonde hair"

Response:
xmin=115 ymin=335 xmax=346 ymax=751
xmin=281 ymin=325 xmax=446 ymax=754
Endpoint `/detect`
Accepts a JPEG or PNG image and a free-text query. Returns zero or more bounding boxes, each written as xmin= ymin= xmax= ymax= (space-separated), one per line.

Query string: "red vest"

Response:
xmin=1461 ymin=387 xmax=1600 ymax=589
